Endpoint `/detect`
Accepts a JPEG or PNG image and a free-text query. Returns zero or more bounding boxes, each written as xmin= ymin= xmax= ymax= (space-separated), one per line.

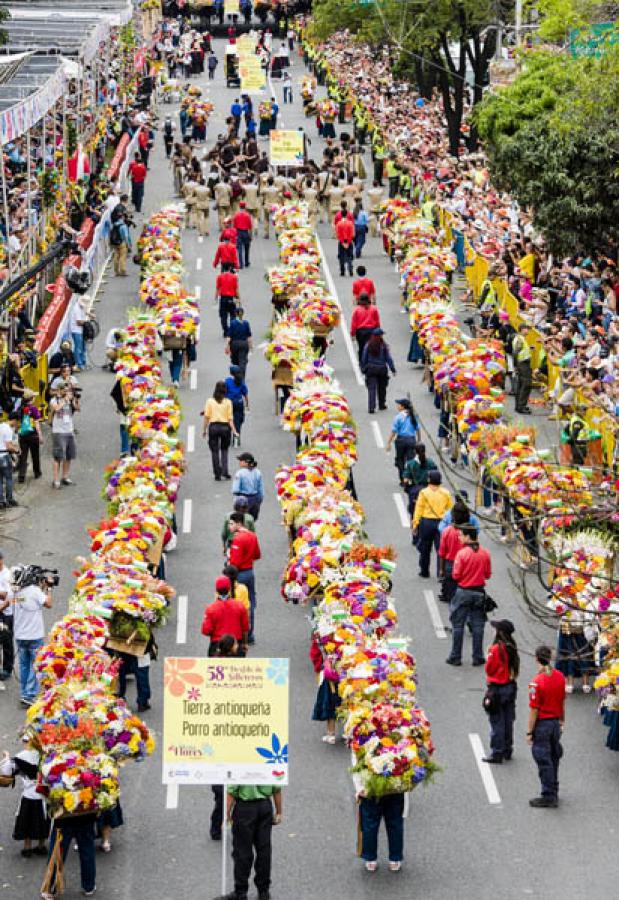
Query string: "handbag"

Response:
xmin=481 ymin=592 xmax=498 ymax=614
xmin=482 ymin=684 xmax=501 ymax=715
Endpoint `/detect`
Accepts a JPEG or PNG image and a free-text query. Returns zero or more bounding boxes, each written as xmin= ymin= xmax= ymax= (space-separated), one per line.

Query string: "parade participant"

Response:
xmin=259 ymin=176 xmax=281 ymax=238
xmin=555 ymin=611 xmax=594 ymax=694
xmin=16 ymin=389 xmax=42 ymax=483
xmin=162 ymin=115 xmax=176 ymax=158
xmin=202 ymin=381 xmax=236 ymax=481
xmin=215 ymin=783 xmax=282 ymax=900
xmin=221 ymin=498 xmax=255 ymax=553
xmin=482 ymin=620 xmax=519 ymax=764
xmin=5 ymin=746 xmax=49 ymax=856
xmin=231 ymin=452 xmax=264 ymax=521
xmin=512 ymin=323 xmax=533 ymax=414
xmin=201 ymin=576 xmax=249 ymax=657
xmin=213 ymin=236 xmax=240 ymax=272
xmin=336 ymin=210 xmax=355 ymax=277
xmin=355 ymin=784 xmax=405 ymax=873
xmin=42 ymin=813 xmax=97 ymax=899
xmin=366 ymin=181 xmax=385 ymax=236
xmin=413 ymin=471 xmax=453 ymax=580
xmin=233 ymin=202 xmax=253 ymax=268
xmin=193 ymin=177 xmax=211 ymax=236
xmin=226 ymin=309 xmax=252 ymax=379
xmin=353 ymin=199 xmax=369 ymax=259
xmin=225 ymin=365 xmax=250 ymax=445
xmin=228 ymin=511 xmax=262 ymax=643
xmin=384 ymin=398 xmax=418 ymax=481
xmin=128 ymin=152 xmax=147 ymax=213
xmin=527 ymin=646 xmax=566 ymax=808
xmin=350 ymin=293 xmax=381 ymax=363
xmin=215 ymin=262 xmax=240 ymax=338
xmin=214 ymin=176 xmax=233 ymax=229
xmin=437 ymin=499 xmax=468 ymax=604
xmin=310 ymin=636 xmax=340 ymax=744
xmin=402 ymin=443 xmax=438 ymax=518
xmin=446 ymin=525 xmax=491 ymax=666
xmin=209 ymin=632 xmax=242 ymax=842
xmin=352 ymin=266 xmax=377 ymax=304
xmin=361 ymin=329 xmax=396 ymax=414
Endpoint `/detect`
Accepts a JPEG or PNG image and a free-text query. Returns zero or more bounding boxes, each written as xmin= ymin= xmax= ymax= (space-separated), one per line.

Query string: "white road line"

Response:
xmin=198 ymin=235 xmax=204 ymax=244
xmin=469 ymin=734 xmax=502 ymax=805
xmin=190 ymin=369 xmax=198 ymax=391
xmin=392 ymin=492 xmax=410 ymax=528
xmin=165 ymin=784 xmax=179 ymax=810
xmin=194 ymin=284 xmax=202 ymax=300
xmin=423 ymin=589 xmax=447 ymax=639
xmin=182 ymin=498 xmax=192 ymax=534
xmin=196 ymin=322 xmax=201 ymax=341
xmin=315 ymin=234 xmax=364 ymax=386
xmin=187 ymin=424 xmax=195 ymax=453
xmin=371 ymin=420 xmax=384 ymax=448
xmin=176 ymin=595 xmax=188 ymax=644
xmin=196 ymin=257 xmax=202 ymax=271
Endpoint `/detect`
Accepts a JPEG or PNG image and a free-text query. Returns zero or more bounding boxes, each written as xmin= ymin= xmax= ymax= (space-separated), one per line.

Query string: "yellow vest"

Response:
xmin=386 ymin=160 xmax=399 ymax=179
xmin=512 ymin=334 xmax=531 ymax=364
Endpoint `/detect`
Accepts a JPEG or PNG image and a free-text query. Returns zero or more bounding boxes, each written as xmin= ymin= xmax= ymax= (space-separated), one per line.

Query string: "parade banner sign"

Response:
xmin=163 ymin=657 xmax=289 ymax=785
xmin=224 ymin=0 xmax=240 ymax=15
xmin=269 ymin=129 xmax=305 ymax=167
xmin=240 ymin=60 xmax=266 ymax=94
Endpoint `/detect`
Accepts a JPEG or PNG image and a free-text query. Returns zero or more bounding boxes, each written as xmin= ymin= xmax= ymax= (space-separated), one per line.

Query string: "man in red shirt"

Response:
xmin=350 ymin=293 xmax=380 ymax=363
xmin=333 ymin=201 xmax=353 ymax=228
xmin=213 ymin=236 xmax=239 ymax=271
xmin=232 ymin=202 xmax=253 ymax=269
xmin=201 ymin=576 xmax=249 ymax=656
xmin=221 ymin=219 xmax=237 ymax=244
xmin=446 ymin=525 xmax=492 ymax=667
xmin=352 ymin=265 xmax=377 ymax=304
xmin=137 ymin=126 xmax=152 ymax=168
xmin=215 ymin=263 xmax=240 ymax=337
xmin=128 ymin=153 xmax=147 ymax=213
xmin=336 ymin=215 xmax=355 ymax=277
xmin=527 ymin=645 xmax=566 ymax=807
xmin=228 ymin=512 xmax=261 ymax=643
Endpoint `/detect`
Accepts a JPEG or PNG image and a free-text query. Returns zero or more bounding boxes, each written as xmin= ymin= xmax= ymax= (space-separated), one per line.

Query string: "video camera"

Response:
xmin=10 ymin=565 xmax=60 ymax=591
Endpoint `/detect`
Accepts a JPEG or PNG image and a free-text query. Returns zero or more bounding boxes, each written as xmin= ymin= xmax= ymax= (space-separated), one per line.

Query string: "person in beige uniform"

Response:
xmin=327 ymin=179 xmax=344 ymax=232
xmin=183 ymin=175 xmax=198 ymax=229
xmin=214 ymin=178 xmax=232 ymax=230
xmin=242 ymin=178 xmax=260 ymax=235
xmin=303 ymin=178 xmax=319 ymax=228
xmin=316 ymin=168 xmax=331 ymax=224
xmin=193 ymin=177 xmax=211 ymax=236
xmin=259 ymin=177 xmax=281 ymax=238
xmin=367 ymin=181 xmax=386 ymax=237
xmin=343 ymin=173 xmax=362 ymax=206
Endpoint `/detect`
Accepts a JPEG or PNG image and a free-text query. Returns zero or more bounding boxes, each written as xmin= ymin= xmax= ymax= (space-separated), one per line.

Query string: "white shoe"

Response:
xmin=565 ymin=684 xmax=574 ymax=694
xmin=321 ymin=733 xmax=336 ymax=744
xmin=365 ymin=861 xmax=378 ymax=872
xmin=582 ymin=684 xmax=592 ymax=694
xmin=389 ymin=861 xmax=402 ymax=872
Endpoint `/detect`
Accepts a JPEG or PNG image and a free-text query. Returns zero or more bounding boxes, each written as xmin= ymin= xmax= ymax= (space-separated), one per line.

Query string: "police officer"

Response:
xmin=385 ymin=153 xmax=400 ymax=199
xmin=527 ymin=645 xmax=566 ymax=808
xmin=511 ymin=323 xmax=533 ymax=414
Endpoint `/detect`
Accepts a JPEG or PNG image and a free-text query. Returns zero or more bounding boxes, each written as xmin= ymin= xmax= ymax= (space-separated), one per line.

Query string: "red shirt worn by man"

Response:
xmin=216 ymin=271 xmax=239 ymax=298
xmin=352 ymin=276 xmax=376 ymax=302
xmin=128 ymin=160 xmax=147 ymax=184
xmin=452 ymin=545 xmax=492 ymax=588
xmin=233 ymin=210 xmax=253 ymax=231
xmin=213 ymin=241 xmax=239 ymax=269
xmin=335 ymin=218 xmax=354 ymax=246
xmin=221 ymin=226 xmax=238 ymax=243
xmin=229 ymin=528 xmax=261 ymax=571
xmin=528 ymin=669 xmax=566 ymax=719
xmin=201 ymin=597 xmax=249 ymax=642
xmin=350 ymin=304 xmax=380 ymax=337
xmin=333 ymin=210 xmax=353 ymax=227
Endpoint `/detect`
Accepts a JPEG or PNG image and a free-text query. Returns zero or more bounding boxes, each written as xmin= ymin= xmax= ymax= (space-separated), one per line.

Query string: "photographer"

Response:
xmin=5 ymin=567 xmax=54 ymax=707
xmin=50 ymin=380 xmax=80 ymax=490
xmin=0 ymin=411 xmax=20 ymax=508
xmin=50 ymin=362 xmax=80 ymax=397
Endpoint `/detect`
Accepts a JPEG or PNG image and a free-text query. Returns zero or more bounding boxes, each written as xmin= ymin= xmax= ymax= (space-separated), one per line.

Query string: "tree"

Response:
xmin=533 ymin=0 xmax=615 ymax=43
xmin=475 ymin=47 xmax=619 ymax=255
xmin=0 ymin=5 xmax=10 ymax=46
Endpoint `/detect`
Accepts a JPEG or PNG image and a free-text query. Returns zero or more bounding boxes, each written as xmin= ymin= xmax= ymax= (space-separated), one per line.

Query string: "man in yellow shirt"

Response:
xmin=412 ymin=471 xmax=453 ymax=578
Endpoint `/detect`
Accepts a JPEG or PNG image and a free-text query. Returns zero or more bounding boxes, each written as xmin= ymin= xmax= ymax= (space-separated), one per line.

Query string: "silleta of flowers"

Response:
xmin=19 ymin=206 xmax=193 ymax=816
xmin=266 ymin=203 xmax=437 ymax=796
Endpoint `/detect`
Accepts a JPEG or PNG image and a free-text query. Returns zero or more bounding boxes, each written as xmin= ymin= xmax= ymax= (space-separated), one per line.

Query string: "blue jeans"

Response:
xmin=0 ymin=453 xmax=14 ymax=502
xmin=360 ymin=794 xmax=404 ymax=862
xmin=407 ymin=330 xmax=423 ymax=363
xmin=17 ymin=637 xmax=43 ymax=701
xmin=486 ymin=681 xmax=517 ymax=758
xmin=117 ymin=651 xmax=151 ymax=707
xmin=48 ymin=818 xmax=96 ymax=893
xmin=72 ymin=331 xmax=86 ymax=368
xmin=354 ymin=225 xmax=366 ymax=258
xmin=120 ymin=424 xmax=130 ymax=456
xmin=448 ymin=589 xmax=486 ymax=663
xmin=237 ymin=569 xmax=256 ymax=640
xmin=236 ymin=230 xmax=251 ymax=268
xmin=531 ymin=718 xmax=562 ymax=799
xmin=168 ymin=349 xmax=183 ymax=384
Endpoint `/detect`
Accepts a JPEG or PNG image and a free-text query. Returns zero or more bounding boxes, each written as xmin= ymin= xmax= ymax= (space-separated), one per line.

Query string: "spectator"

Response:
xmin=0 ymin=411 xmax=19 ymax=507
xmin=49 ymin=380 xmax=80 ymax=489
xmin=110 ymin=214 xmax=132 ymax=277
xmin=16 ymin=390 xmax=42 ymax=483
xmin=68 ymin=296 xmax=89 ymax=371
xmin=128 ymin=152 xmax=147 ymax=213
xmin=9 ymin=569 xmax=53 ymax=706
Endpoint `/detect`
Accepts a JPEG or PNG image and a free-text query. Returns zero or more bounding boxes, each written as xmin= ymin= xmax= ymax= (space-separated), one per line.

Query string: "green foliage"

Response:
xmin=0 ymin=5 xmax=10 ymax=46
xmin=475 ymin=46 xmax=619 ymax=256
xmin=534 ymin=0 xmax=610 ymax=43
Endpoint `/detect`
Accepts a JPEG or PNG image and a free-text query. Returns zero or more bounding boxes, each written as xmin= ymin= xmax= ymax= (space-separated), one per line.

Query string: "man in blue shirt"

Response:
xmin=225 ymin=308 xmax=252 ymax=378
xmin=232 ymin=453 xmax=263 ymax=521
xmin=225 ymin=365 xmax=249 ymax=445
xmin=230 ymin=98 xmax=242 ymax=136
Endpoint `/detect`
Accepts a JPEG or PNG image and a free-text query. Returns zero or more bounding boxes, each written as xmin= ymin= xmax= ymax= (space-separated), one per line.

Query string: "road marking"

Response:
xmin=166 ymin=784 xmax=179 ymax=810
xmin=198 ymin=235 xmax=204 ymax=244
xmin=392 ymin=492 xmax=410 ymax=528
xmin=194 ymin=284 xmax=202 ymax=300
xmin=371 ymin=420 xmax=384 ymax=448
xmin=315 ymin=233 xmax=363 ymax=386
xmin=423 ymin=589 xmax=447 ymax=639
xmin=187 ymin=424 xmax=195 ymax=453
xmin=190 ymin=369 xmax=198 ymax=391
xmin=196 ymin=322 xmax=201 ymax=341
xmin=176 ymin=595 xmax=188 ymax=644
xmin=196 ymin=257 xmax=202 ymax=271
xmin=182 ymin=498 xmax=192 ymax=534
xmin=469 ymin=733 xmax=502 ymax=805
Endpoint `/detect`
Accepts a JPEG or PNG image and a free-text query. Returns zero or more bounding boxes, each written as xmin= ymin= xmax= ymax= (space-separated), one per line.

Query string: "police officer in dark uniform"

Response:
xmin=527 ymin=645 xmax=566 ymax=808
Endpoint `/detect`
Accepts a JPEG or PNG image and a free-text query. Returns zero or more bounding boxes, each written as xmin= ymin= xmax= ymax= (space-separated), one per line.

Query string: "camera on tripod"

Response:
xmin=10 ymin=565 xmax=60 ymax=591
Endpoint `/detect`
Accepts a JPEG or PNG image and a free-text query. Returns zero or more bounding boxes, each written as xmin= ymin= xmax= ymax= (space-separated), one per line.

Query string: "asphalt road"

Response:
xmin=0 ymin=37 xmax=616 ymax=900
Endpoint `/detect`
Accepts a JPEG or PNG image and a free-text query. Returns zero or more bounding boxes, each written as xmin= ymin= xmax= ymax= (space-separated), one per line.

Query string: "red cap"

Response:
xmin=239 ymin=201 xmax=246 ymax=208
xmin=215 ymin=576 xmax=231 ymax=594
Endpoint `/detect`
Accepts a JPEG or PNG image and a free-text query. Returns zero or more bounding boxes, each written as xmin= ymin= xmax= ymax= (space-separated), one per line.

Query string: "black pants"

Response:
xmin=219 ymin=296 xmax=236 ymax=337
xmin=210 ymin=784 xmax=224 ymax=838
xmin=0 ymin=616 xmax=13 ymax=676
xmin=515 ymin=360 xmax=532 ymax=411
xmin=355 ymin=328 xmax=372 ymax=364
xmin=232 ymin=798 xmax=273 ymax=897
xmin=365 ymin=372 xmax=388 ymax=413
xmin=230 ymin=339 xmax=249 ymax=376
xmin=417 ymin=517 xmax=440 ymax=578
xmin=18 ymin=431 xmax=41 ymax=480
xmin=395 ymin=437 xmax=416 ymax=482
xmin=208 ymin=423 xmax=231 ymax=478
xmin=338 ymin=243 xmax=353 ymax=276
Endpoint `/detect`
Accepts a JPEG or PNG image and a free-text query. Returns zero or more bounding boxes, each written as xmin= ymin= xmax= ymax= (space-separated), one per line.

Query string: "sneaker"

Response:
xmin=82 ymin=889 xmax=97 ymax=897
xmin=61 ymin=478 xmax=73 ymax=486
xmin=365 ymin=861 xmax=378 ymax=872
xmin=582 ymin=684 xmax=592 ymax=694
xmin=565 ymin=684 xmax=574 ymax=694
xmin=20 ymin=697 xmax=33 ymax=707
xmin=529 ymin=797 xmax=558 ymax=808
xmin=389 ymin=861 xmax=402 ymax=872
xmin=101 ymin=841 xmax=111 ymax=853
xmin=52 ymin=481 xmax=61 ymax=489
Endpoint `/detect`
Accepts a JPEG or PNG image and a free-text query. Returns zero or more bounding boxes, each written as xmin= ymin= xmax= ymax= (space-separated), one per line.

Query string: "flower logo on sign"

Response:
xmin=164 ymin=659 xmax=204 ymax=697
xmin=265 ymin=658 xmax=288 ymax=686
xmin=255 ymin=734 xmax=288 ymax=765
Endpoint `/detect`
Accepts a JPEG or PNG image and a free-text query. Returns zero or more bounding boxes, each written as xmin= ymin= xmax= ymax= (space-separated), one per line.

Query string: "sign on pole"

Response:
xmin=162 ymin=657 xmax=289 ymax=786
xmin=224 ymin=0 xmax=240 ymax=16
xmin=269 ymin=129 xmax=305 ymax=167
xmin=240 ymin=61 xmax=266 ymax=94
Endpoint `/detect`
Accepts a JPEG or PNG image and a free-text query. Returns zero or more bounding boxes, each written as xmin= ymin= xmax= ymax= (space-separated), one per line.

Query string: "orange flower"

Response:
xmin=164 ymin=659 xmax=204 ymax=697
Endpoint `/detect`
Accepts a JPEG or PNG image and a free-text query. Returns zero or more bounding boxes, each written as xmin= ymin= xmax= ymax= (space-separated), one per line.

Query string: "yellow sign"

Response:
xmin=224 ymin=0 xmax=239 ymax=15
xmin=163 ymin=657 xmax=289 ymax=785
xmin=240 ymin=60 xmax=266 ymax=94
xmin=270 ymin=129 xmax=305 ymax=167
xmin=237 ymin=36 xmax=255 ymax=54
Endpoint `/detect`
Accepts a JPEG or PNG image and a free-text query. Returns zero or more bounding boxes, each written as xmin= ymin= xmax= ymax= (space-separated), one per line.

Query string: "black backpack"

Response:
xmin=110 ymin=223 xmax=123 ymax=246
